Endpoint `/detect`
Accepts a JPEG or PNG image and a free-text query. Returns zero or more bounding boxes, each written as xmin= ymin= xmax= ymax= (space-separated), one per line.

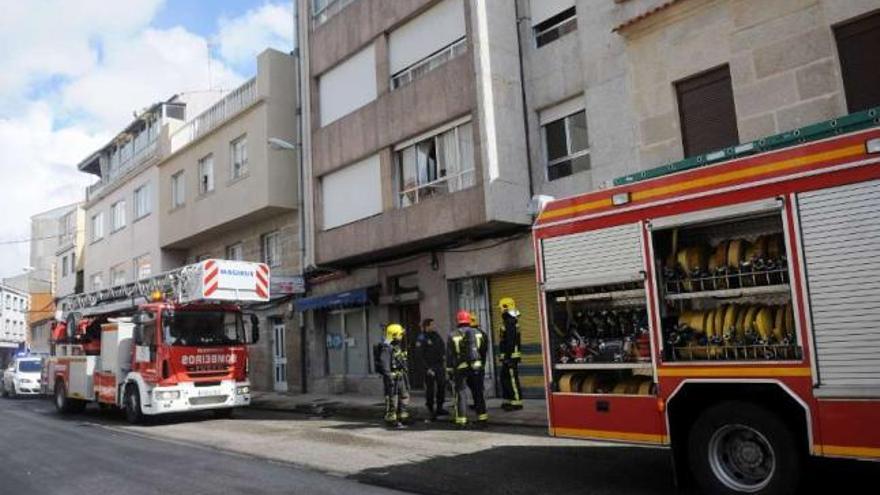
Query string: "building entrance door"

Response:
xmin=398 ymin=303 xmax=424 ymax=389
xmin=272 ymin=320 xmax=288 ymax=392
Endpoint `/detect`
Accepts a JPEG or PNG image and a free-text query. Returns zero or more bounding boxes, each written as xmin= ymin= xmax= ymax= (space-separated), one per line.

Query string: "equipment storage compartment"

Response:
xmin=651 ymin=210 xmax=803 ymax=362
xmin=545 ymin=282 xmax=655 ymax=395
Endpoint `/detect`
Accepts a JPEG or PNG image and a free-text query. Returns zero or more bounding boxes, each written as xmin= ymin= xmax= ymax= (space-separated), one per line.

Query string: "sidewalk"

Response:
xmin=250 ymin=390 xmax=548 ymax=428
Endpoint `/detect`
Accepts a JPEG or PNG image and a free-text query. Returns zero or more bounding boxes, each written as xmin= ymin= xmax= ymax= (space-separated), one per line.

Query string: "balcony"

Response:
xmin=86 ymin=138 xmax=159 ymax=201
xmin=169 ymin=77 xmax=258 ymax=154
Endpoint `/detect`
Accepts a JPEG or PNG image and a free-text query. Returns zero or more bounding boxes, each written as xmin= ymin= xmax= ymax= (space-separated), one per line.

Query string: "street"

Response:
xmin=2 ymin=398 xmax=878 ymax=495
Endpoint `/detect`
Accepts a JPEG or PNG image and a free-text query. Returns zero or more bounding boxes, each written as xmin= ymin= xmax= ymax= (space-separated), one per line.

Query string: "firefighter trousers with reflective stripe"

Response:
xmin=501 ymin=359 xmax=522 ymax=406
xmin=383 ymin=374 xmax=410 ymax=423
xmin=452 ymin=369 xmax=487 ymax=424
xmin=424 ymin=365 xmax=446 ymax=414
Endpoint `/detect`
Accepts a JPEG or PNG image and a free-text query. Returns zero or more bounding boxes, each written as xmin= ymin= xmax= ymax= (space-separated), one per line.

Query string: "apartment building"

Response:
xmin=54 ymin=204 xmax=86 ymax=302
xmin=157 ymin=48 xmax=303 ymax=392
xmin=296 ymin=0 xmax=534 ymax=395
xmin=0 ymin=284 xmax=29 ymax=367
xmin=296 ymin=0 xmax=880 ymax=397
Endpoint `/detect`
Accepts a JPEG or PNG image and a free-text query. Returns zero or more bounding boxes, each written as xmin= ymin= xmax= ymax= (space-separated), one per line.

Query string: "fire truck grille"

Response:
xmin=185 ymin=365 xmax=232 ymax=378
xmin=189 ymin=395 xmax=228 ymax=406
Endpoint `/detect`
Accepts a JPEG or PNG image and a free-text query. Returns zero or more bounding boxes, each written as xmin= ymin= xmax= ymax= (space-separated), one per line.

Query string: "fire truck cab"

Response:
xmin=46 ymin=259 xmax=269 ymax=423
xmin=534 ymin=110 xmax=880 ymax=494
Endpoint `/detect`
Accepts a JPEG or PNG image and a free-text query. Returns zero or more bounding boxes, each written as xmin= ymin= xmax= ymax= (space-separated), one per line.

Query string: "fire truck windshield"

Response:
xmin=164 ymin=311 xmax=245 ymax=346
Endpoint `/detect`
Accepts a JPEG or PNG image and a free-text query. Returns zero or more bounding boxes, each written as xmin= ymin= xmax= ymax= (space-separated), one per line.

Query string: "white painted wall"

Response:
xmin=389 ymin=0 xmax=466 ymax=75
xmin=319 ymin=44 xmax=377 ymax=127
xmin=321 ymin=154 xmax=382 ymax=230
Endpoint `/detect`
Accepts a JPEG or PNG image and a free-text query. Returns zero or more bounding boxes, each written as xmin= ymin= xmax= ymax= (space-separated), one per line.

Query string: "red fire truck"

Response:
xmin=533 ymin=111 xmax=880 ymax=494
xmin=45 ymin=259 xmax=269 ymax=424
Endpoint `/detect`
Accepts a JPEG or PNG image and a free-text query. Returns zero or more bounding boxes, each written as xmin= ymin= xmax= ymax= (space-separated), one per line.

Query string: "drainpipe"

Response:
xmin=514 ymin=0 xmax=535 ymax=201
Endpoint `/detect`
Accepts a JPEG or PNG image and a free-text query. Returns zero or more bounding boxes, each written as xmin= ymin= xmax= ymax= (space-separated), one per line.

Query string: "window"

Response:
xmin=834 ymin=11 xmax=880 ymax=113
xmin=198 ymin=154 xmax=215 ymax=194
xmin=675 ymin=65 xmax=739 ymax=157
xmin=62 ymin=256 xmax=69 ymax=278
xmin=534 ymin=7 xmax=577 ymax=47
xmin=134 ymin=254 xmax=151 ymax=280
xmin=110 ymin=265 xmax=127 ymax=286
xmin=171 ymin=171 xmax=185 ymax=208
xmin=319 ymin=45 xmax=377 ymax=126
xmin=58 ymin=211 xmax=75 ymax=246
xmin=262 ymin=232 xmax=281 ymax=268
xmin=226 ymin=243 xmax=244 ymax=261
xmin=312 ymin=0 xmax=359 ymax=25
xmin=389 ymin=0 xmax=467 ymax=89
xmin=111 ymin=200 xmax=126 ymax=232
xmin=231 ymin=136 xmax=248 ymax=179
xmin=541 ymin=99 xmax=589 ymax=181
xmin=134 ymin=183 xmax=151 ymax=219
xmin=71 ymin=252 xmax=75 ymax=271
xmin=91 ymin=212 xmax=104 ymax=242
xmin=322 ymin=154 xmax=383 ymax=229
xmin=396 ymin=119 xmax=475 ymax=207
xmin=91 ymin=273 xmax=103 ymax=291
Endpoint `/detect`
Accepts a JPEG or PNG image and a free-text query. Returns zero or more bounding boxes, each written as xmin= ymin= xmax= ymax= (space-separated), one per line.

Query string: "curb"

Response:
xmin=249 ymin=399 xmax=547 ymax=428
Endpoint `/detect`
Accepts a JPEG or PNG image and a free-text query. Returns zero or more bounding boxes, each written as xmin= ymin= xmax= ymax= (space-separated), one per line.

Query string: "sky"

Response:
xmin=0 ymin=0 xmax=295 ymax=280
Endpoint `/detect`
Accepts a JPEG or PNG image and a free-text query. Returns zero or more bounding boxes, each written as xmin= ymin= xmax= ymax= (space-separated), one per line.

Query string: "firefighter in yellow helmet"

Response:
xmin=498 ymin=297 xmax=523 ymax=411
xmin=374 ymin=323 xmax=410 ymax=428
xmin=447 ymin=310 xmax=489 ymax=428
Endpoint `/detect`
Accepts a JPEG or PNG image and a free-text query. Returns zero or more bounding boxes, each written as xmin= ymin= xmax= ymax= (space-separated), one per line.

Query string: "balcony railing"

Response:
xmin=87 ymin=138 xmax=159 ymax=201
xmin=170 ymin=77 xmax=258 ymax=154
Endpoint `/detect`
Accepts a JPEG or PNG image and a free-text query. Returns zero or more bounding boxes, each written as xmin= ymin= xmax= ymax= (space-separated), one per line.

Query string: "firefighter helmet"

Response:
xmin=498 ymin=297 xmax=517 ymax=312
xmin=456 ymin=310 xmax=472 ymax=326
xmin=385 ymin=323 xmax=405 ymax=341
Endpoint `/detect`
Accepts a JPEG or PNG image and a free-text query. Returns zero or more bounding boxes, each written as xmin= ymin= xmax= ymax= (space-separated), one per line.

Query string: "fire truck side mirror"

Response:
xmin=249 ymin=314 xmax=260 ymax=344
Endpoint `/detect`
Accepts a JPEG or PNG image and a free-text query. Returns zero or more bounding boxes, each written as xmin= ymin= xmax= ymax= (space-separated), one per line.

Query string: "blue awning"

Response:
xmin=294 ymin=287 xmax=371 ymax=312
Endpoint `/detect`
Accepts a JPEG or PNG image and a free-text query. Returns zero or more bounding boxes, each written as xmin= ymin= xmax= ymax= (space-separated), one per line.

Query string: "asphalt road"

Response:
xmin=1 ymin=396 xmax=878 ymax=495
xmin=0 ymin=397 xmax=406 ymax=495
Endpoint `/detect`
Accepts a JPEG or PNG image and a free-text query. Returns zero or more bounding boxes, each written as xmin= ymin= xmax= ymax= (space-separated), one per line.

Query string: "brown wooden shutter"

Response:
xmin=675 ymin=65 xmax=739 ymax=157
xmin=835 ymin=10 xmax=880 ymax=113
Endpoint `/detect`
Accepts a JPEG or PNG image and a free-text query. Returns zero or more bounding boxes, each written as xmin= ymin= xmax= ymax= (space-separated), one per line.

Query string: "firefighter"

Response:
xmin=415 ymin=318 xmax=448 ymax=420
xmin=376 ymin=323 xmax=410 ymax=428
xmin=447 ymin=310 xmax=488 ymax=428
xmin=498 ymin=297 xmax=523 ymax=411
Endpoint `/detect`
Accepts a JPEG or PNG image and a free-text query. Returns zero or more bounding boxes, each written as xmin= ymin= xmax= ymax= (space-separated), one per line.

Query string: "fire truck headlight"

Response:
xmin=155 ymin=390 xmax=180 ymax=401
xmin=236 ymin=386 xmax=250 ymax=395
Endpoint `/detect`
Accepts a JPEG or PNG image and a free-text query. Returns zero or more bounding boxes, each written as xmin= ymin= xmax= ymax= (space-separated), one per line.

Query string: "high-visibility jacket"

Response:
xmin=499 ymin=312 xmax=522 ymax=361
xmin=447 ymin=325 xmax=488 ymax=372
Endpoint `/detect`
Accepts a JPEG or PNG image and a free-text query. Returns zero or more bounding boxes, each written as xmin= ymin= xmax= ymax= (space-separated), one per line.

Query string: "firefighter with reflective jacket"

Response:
xmin=376 ymin=323 xmax=410 ymax=427
xmin=447 ymin=310 xmax=489 ymax=428
xmin=498 ymin=297 xmax=523 ymax=411
xmin=415 ymin=318 xmax=448 ymax=420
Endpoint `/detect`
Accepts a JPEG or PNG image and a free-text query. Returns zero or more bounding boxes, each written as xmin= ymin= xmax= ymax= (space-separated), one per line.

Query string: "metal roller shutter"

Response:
xmin=489 ymin=270 xmax=545 ymax=399
xmin=798 ymin=179 xmax=880 ymax=388
xmin=541 ymin=222 xmax=644 ymax=290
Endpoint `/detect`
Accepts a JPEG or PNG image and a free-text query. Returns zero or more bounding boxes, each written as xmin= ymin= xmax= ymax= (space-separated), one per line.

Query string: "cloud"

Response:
xmin=0 ymin=102 xmax=108 ymax=278
xmin=0 ymin=0 xmax=165 ymax=111
xmin=0 ymin=1 xmax=258 ymax=279
xmin=60 ymin=26 xmax=244 ymax=131
xmin=216 ymin=2 xmax=294 ymax=68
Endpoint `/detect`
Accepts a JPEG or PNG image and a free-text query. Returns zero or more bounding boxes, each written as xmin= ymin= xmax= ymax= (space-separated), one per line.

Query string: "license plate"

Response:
xmin=196 ymin=387 xmax=222 ymax=397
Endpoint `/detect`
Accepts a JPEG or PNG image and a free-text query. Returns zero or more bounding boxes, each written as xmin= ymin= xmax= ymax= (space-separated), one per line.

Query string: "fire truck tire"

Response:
xmin=688 ymin=401 xmax=801 ymax=495
xmin=54 ymin=381 xmax=85 ymax=414
xmin=124 ymin=384 xmax=144 ymax=424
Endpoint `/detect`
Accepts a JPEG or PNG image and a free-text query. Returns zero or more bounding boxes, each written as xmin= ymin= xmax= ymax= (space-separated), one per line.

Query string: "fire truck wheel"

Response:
xmin=124 ymin=384 xmax=144 ymax=424
xmin=688 ymin=401 xmax=801 ymax=495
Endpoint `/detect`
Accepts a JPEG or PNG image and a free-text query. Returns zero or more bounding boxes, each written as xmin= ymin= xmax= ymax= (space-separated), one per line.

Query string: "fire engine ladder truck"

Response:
xmin=59 ymin=264 xmax=204 ymax=320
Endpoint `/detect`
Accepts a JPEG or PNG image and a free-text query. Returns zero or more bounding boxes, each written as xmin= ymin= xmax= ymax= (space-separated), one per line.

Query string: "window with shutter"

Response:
xmin=834 ymin=10 xmax=880 ymax=113
xmin=675 ymin=65 xmax=739 ymax=157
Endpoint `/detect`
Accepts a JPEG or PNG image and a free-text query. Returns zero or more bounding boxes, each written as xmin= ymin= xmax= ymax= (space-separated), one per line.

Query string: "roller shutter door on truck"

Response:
xmin=798 ymin=179 xmax=880 ymax=389
xmin=489 ymin=270 xmax=544 ymax=399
